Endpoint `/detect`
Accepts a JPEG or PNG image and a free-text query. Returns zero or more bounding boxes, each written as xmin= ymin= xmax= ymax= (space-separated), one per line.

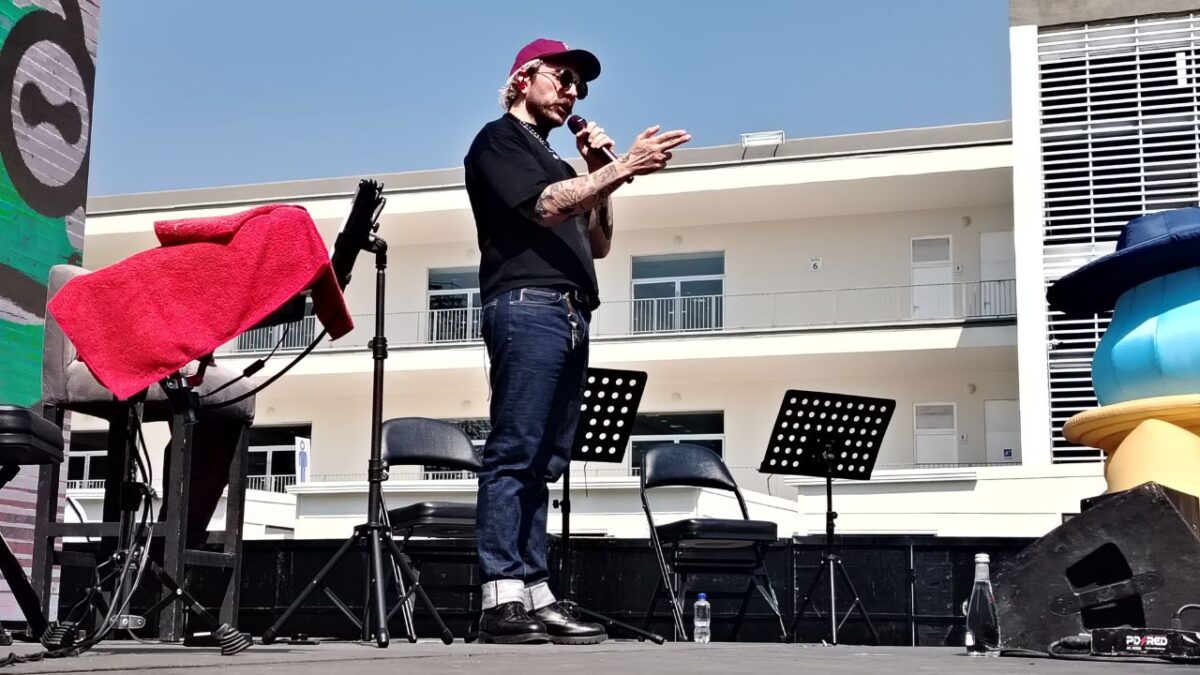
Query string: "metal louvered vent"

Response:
xmin=1039 ymin=14 xmax=1200 ymax=462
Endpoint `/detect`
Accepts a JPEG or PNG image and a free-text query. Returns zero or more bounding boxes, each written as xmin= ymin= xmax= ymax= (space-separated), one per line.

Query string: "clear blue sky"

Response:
xmin=87 ymin=0 xmax=1011 ymax=196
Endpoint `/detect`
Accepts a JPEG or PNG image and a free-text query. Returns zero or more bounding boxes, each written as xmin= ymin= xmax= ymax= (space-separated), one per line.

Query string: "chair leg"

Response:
xmin=31 ymin=454 xmax=60 ymax=637
xmin=648 ymin=537 xmax=687 ymax=640
xmin=749 ymin=543 xmax=786 ymax=641
xmin=662 ymin=564 xmax=688 ymax=641
xmin=730 ymin=578 xmax=755 ymax=642
xmin=753 ymin=570 xmax=787 ymax=641
xmin=395 ymin=557 xmax=417 ymax=642
xmin=32 ymin=406 xmax=66 ymax=635
xmin=641 ymin=576 xmax=663 ymax=632
xmin=220 ymin=424 xmax=249 ymax=627
xmin=159 ymin=411 xmax=194 ymax=642
xmin=100 ymin=409 xmax=137 ymax=632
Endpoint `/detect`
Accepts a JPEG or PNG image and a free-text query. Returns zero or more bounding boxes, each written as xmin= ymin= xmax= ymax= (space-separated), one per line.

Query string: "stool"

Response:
xmin=34 ymin=264 xmax=256 ymax=642
xmin=0 ymin=405 xmax=64 ymax=641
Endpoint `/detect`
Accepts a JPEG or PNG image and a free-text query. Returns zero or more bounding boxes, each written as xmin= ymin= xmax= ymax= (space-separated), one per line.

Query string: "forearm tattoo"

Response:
xmin=534 ymin=163 xmax=623 ymax=222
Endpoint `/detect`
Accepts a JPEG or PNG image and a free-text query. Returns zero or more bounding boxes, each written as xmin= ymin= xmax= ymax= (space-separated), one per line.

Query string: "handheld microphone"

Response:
xmin=567 ymin=114 xmax=619 ymax=164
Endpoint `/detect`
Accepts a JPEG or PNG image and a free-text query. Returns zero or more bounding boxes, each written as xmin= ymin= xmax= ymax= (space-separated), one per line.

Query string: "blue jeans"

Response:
xmin=476 ymin=287 xmax=591 ymax=584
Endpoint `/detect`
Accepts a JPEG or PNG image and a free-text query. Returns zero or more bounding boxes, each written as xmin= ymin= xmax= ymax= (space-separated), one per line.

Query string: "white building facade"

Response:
xmin=75 ymin=0 xmax=1200 ymax=541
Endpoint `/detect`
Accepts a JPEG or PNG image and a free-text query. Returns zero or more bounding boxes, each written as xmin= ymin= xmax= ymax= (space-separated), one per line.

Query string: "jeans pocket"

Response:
xmin=480 ymin=300 xmax=498 ymax=342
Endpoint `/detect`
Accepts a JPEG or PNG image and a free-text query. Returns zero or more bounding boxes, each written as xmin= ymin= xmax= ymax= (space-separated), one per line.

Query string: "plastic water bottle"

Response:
xmin=693 ymin=593 xmax=711 ymax=643
xmin=964 ymin=553 xmax=1000 ymax=656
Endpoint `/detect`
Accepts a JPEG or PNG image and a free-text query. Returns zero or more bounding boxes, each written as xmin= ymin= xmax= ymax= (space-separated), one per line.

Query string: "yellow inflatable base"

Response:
xmin=1063 ymin=394 xmax=1200 ymax=453
xmin=1104 ymin=419 xmax=1200 ymax=499
xmin=1064 ymin=396 xmax=1200 ymax=499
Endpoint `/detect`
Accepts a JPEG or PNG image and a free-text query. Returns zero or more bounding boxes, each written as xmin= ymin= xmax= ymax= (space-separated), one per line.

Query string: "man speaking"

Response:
xmin=463 ymin=38 xmax=689 ymax=644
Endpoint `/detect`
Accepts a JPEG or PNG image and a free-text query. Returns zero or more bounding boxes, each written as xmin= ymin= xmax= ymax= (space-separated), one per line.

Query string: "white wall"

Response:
xmin=289 ymin=479 xmax=801 ymax=540
xmin=1009 ymin=24 xmax=1053 ymax=466
xmin=64 ymin=487 xmax=297 ymax=540
xmin=788 ymin=463 xmax=1105 ymax=537
xmin=320 ymin=205 xmax=1014 ymax=327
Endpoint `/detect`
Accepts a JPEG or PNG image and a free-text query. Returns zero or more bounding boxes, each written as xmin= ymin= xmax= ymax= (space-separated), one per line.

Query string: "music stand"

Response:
xmin=553 ymin=368 xmax=663 ymax=644
xmin=756 ymin=389 xmax=895 ymax=646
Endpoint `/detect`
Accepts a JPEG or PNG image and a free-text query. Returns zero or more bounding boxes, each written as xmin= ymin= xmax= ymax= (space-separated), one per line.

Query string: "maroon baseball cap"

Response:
xmin=509 ymin=38 xmax=601 ymax=82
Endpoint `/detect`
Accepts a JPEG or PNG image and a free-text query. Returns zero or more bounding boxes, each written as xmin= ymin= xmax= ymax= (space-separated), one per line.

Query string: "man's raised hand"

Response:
xmin=621 ymin=125 xmax=691 ymax=176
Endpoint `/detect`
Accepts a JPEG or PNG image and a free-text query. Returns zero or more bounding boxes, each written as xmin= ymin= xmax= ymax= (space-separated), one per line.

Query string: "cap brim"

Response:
xmin=546 ymin=48 xmax=601 ymax=82
xmin=1046 ymin=229 xmax=1200 ymax=316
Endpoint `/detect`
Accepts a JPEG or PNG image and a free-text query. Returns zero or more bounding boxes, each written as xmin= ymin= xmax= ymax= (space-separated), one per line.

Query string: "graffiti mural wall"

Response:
xmin=0 ymin=0 xmax=98 ymax=407
xmin=0 ymin=0 xmax=99 ymax=622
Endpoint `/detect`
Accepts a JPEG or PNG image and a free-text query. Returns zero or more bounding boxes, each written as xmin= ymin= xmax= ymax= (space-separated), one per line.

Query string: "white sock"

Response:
xmin=525 ymin=581 xmax=556 ymax=611
xmin=482 ymin=579 xmax=527 ymax=610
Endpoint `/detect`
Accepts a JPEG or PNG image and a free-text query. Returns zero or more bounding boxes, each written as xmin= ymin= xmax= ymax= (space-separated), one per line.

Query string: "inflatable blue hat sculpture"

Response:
xmin=1048 ymin=207 xmax=1200 ymax=406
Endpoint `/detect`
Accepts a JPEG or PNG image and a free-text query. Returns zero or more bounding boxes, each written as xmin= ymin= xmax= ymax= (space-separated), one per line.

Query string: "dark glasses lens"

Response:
xmin=556 ymin=71 xmax=587 ymax=99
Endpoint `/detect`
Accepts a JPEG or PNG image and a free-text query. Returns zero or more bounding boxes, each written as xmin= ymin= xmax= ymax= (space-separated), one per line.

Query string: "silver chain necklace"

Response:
xmin=516 ymin=118 xmax=560 ymax=160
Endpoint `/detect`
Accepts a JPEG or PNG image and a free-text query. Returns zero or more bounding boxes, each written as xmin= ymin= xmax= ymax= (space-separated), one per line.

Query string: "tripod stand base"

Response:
xmin=260 ymin=524 xmax=454 ymax=648
xmin=791 ymin=554 xmax=880 ymax=646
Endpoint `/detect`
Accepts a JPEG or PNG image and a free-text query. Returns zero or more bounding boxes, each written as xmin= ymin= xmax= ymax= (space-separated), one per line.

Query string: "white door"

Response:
xmin=915 ymin=403 xmax=957 ymax=464
xmin=984 ymin=399 xmax=1021 ymax=463
xmin=980 ymin=231 xmax=1016 ymax=315
xmin=911 ymin=236 xmax=953 ymax=319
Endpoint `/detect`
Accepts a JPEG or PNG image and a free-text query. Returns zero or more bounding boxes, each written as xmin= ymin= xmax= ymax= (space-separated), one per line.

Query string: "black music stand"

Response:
xmin=553 ymin=368 xmax=663 ymax=644
xmin=756 ymin=389 xmax=895 ymax=645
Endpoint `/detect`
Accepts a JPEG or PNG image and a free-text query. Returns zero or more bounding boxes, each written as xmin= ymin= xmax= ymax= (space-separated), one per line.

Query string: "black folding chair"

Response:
xmin=639 ymin=442 xmax=787 ymax=642
xmin=379 ymin=417 xmax=481 ymax=640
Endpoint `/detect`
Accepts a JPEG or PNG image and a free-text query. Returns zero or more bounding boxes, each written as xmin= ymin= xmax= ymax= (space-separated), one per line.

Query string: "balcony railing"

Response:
xmin=66 ymin=479 xmax=105 ymax=491
xmin=422 ymin=470 xmax=477 ymax=480
xmin=220 ymin=280 xmax=1016 ymax=355
xmin=237 ymin=316 xmax=317 ymax=352
xmin=246 ymin=474 xmax=296 ymax=493
xmin=428 ymin=307 xmax=483 ymax=343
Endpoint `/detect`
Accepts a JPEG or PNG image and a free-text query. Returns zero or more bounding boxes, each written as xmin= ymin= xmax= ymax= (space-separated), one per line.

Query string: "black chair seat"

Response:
xmin=0 ymin=406 xmax=63 ymax=465
xmin=656 ymin=518 xmax=777 ymax=545
xmin=387 ymin=501 xmax=476 ymax=538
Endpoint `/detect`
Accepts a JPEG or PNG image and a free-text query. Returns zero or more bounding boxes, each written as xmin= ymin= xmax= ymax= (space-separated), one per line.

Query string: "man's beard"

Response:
xmin=529 ymin=94 xmax=570 ymax=131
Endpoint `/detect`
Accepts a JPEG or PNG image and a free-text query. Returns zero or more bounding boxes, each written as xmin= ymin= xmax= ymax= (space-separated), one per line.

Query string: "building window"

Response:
xmin=66 ymin=431 xmax=109 ymax=490
xmin=628 ymin=411 xmax=725 ymax=475
xmin=428 ymin=268 xmax=482 ymax=343
xmin=631 ymin=252 xmax=724 ymax=333
xmin=248 ymin=425 xmax=309 ymax=492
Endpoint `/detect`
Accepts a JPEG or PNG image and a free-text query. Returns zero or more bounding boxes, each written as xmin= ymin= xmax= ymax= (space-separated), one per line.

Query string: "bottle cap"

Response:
xmin=698 ymin=593 xmax=707 ymax=600
xmin=975 ymin=553 xmax=990 ymax=563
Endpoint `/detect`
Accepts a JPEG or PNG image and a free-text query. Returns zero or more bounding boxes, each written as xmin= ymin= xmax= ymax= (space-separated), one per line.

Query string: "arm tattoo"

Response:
xmin=534 ymin=162 xmax=623 ymax=225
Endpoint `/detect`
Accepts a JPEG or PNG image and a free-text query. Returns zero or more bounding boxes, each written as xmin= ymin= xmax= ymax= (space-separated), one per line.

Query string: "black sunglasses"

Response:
xmin=536 ymin=69 xmax=588 ymax=99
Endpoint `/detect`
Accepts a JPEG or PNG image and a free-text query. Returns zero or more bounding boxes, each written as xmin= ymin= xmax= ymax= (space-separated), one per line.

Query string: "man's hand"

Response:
xmin=532 ymin=122 xmax=690 ymax=228
xmin=621 ymin=126 xmax=691 ymax=176
xmin=575 ymin=120 xmax=617 ymax=173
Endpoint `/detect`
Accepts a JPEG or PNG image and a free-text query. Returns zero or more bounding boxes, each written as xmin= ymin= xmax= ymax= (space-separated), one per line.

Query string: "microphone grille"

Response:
xmin=566 ymin=114 xmax=586 ymax=133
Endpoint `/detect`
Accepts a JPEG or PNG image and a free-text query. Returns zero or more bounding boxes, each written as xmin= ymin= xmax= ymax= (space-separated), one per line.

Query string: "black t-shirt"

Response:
xmin=464 ymin=113 xmax=599 ymax=310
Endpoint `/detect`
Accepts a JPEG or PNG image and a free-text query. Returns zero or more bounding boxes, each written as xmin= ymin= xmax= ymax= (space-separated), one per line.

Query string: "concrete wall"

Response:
xmin=1011 ymin=0 xmax=1199 ymax=27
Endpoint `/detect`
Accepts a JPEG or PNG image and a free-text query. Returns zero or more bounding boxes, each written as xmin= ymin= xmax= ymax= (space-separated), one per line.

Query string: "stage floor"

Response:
xmin=0 ymin=640 xmax=1185 ymax=674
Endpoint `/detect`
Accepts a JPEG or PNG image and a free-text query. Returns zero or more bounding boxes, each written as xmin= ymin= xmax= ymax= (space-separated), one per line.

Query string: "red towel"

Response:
xmin=48 ymin=204 xmax=353 ymax=400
